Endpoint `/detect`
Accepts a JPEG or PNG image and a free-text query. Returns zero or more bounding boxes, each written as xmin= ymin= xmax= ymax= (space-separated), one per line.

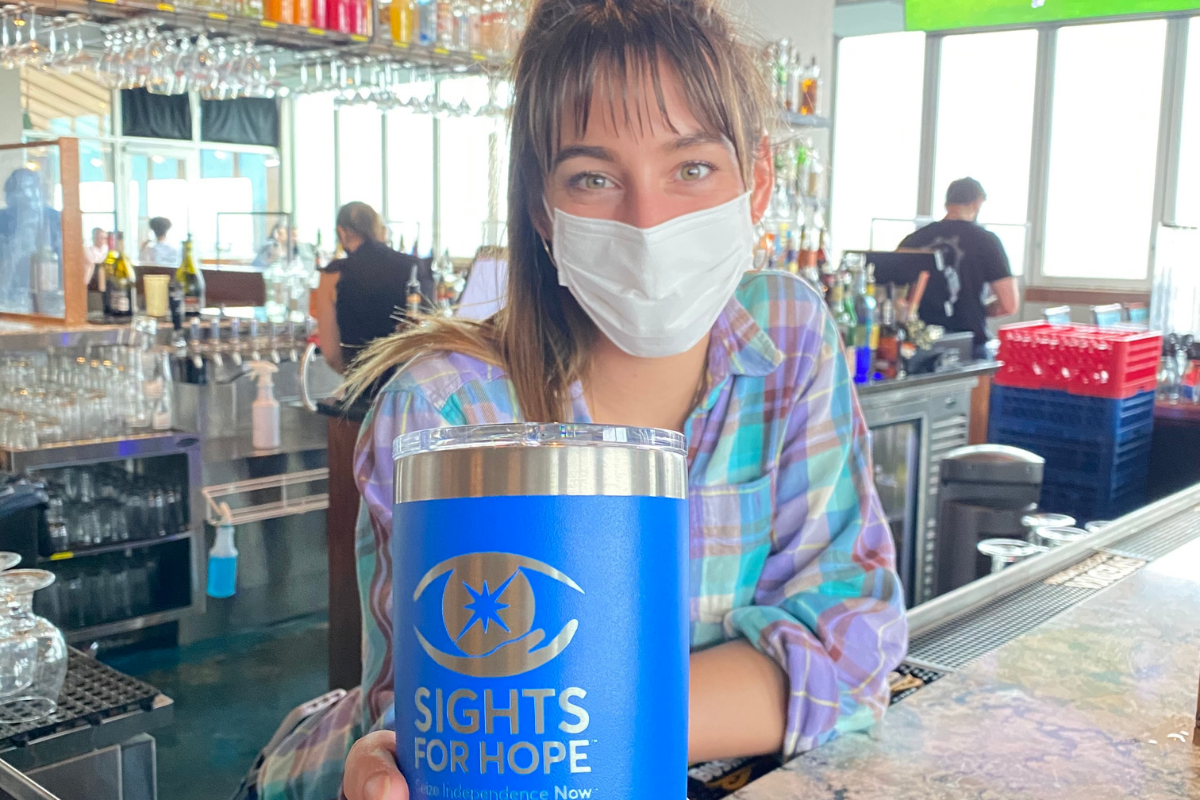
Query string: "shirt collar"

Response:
xmin=699 ymin=292 xmax=783 ymax=410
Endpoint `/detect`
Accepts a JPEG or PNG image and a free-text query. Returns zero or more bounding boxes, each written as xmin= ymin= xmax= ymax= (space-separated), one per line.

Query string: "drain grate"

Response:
xmin=908 ymin=581 xmax=1099 ymax=671
xmin=1101 ymin=507 xmax=1200 ymax=561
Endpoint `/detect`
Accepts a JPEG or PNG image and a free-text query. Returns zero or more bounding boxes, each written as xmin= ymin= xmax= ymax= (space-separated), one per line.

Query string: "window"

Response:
xmin=293 ymin=92 xmax=337 ymax=250
xmin=438 ymin=76 xmax=503 ymax=258
xmin=933 ymin=29 xmax=1038 ymax=275
xmin=831 ymin=32 xmax=926 ymax=252
xmin=337 ymin=104 xmax=384 ymax=212
xmin=199 ymin=149 xmax=280 ymax=262
xmin=386 ymin=79 xmax=434 ymax=255
xmin=127 ymin=150 xmax=190 ymax=253
xmin=78 ymin=141 xmax=116 ymax=240
xmin=1042 ymin=19 xmax=1167 ymax=281
xmin=1175 ymin=16 xmax=1200 ymax=226
xmin=20 ymin=68 xmax=111 ymax=137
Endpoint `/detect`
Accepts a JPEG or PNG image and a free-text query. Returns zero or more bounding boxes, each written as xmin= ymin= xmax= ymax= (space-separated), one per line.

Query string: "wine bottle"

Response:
xmin=103 ymin=232 xmax=133 ymax=318
xmin=175 ymin=235 xmax=205 ymax=318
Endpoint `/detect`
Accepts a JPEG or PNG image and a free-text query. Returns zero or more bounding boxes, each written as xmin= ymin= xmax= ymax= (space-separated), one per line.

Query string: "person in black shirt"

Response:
xmin=898 ymin=177 xmax=1019 ymax=359
xmin=312 ymin=202 xmax=434 ymax=374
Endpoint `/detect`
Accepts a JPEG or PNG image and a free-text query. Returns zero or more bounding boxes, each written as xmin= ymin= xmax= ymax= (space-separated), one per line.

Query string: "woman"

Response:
xmin=312 ymin=202 xmax=434 ymax=374
xmin=255 ymin=1 xmax=906 ymax=797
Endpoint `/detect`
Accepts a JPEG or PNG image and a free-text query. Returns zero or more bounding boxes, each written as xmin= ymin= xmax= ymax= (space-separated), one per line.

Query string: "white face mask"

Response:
xmin=548 ymin=193 xmax=755 ymax=358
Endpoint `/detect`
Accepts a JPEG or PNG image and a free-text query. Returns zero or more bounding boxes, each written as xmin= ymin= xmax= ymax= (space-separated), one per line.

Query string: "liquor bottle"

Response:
xmin=313 ymin=0 xmax=328 ymax=28
xmin=175 ymin=236 xmax=205 ymax=318
xmin=416 ymin=0 xmax=436 ymax=44
xmin=801 ymin=57 xmax=820 ymax=116
xmin=265 ymin=0 xmax=295 ymax=24
xmin=103 ymin=233 xmax=134 ymax=319
xmin=406 ymin=263 xmax=422 ymax=317
xmin=450 ymin=0 xmax=470 ymax=49
xmin=866 ymin=263 xmax=880 ymax=355
xmin=875 ymin=285 xmax=901 ymax=381
xmin=785 ymin=45 xmax=801 ymax=113
xmin=351 ymin=0 xmax=369 ymax=35
xmin=294 ymin=0 xmax=312 ymax=26
xmin=391 ymin=0 xmax=415 ymax=43
xmin=852 ymin=265 xmax=876 ymax=384
xmin=830 ymin=278 xmax=855 ymax=357
xmin=308 ymin=231 xmax=325 ymax=321
xmin=436 ymin=0 xmax=454 ymax=46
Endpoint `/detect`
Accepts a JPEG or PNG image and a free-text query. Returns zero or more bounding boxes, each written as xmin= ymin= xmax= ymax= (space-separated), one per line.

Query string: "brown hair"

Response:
xmin=344 ymin=0 xmax=770 ymax=421
xmin=336 ymin=201 xmax=385 ymax=244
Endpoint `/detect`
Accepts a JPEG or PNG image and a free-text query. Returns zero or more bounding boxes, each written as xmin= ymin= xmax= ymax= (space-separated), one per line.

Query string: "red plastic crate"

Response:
xmin=994 ymin=322 xmax=1162 ymax=399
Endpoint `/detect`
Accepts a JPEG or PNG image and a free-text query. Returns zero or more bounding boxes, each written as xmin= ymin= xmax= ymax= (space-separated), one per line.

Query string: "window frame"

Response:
xmin=832 ymin=12 xmax=1200 ymax=293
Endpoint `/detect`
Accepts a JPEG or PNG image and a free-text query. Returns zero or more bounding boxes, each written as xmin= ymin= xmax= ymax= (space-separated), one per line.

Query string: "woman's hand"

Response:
xmin=343 ymin=730 xmax=408 ymax=800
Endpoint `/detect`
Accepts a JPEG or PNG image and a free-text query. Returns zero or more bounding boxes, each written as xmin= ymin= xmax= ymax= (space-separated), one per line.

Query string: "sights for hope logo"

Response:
xmin=413 ymin=552 xmax=584 ymax=678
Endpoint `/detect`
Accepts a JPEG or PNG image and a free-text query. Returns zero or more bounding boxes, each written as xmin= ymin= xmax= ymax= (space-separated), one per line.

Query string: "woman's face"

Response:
xmin=542 ymin=64 xmax=772 ymax=231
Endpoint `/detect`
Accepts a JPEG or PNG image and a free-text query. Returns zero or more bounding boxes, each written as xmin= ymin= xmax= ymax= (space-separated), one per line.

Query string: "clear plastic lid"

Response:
xmin=394 ymin=422 xmax=687 ymax=461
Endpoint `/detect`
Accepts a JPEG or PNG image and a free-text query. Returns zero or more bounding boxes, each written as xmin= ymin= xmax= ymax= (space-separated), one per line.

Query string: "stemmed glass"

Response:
xmin=0 ymin=9 xmax=14 ymax=71
xmin=17 ymin=5 xmax=45 ymax=66
xmin=476 ymin=76 xmax=505 ymax=118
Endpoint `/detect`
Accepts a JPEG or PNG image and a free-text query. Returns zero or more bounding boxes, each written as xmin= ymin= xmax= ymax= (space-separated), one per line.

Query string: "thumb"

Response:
xmin=345 ymin=731 xmax=408 ymax=800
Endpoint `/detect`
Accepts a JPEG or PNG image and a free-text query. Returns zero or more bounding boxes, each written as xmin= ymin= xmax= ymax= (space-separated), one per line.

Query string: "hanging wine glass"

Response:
xmin=19 ymin=5 xmax=45 ymax=65
xmin=66 ymin=19 xmax=96 ymax=75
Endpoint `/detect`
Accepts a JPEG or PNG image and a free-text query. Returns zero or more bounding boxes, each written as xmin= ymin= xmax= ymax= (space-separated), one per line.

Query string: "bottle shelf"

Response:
xmin=780 ymin=111 xmax=831 ymax=130
xmin=26 ymin=0 xmax=503 ymax=72
xmin=40 ymin=530 xmax=192 ymax=564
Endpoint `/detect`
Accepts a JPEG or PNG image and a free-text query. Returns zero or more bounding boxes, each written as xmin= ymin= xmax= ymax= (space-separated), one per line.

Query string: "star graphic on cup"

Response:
xmin=456 ymin=573 xmax=517 ymax=640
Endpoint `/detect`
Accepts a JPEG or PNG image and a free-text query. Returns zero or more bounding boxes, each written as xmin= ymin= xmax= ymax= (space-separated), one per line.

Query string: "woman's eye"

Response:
xmin=574 ymin=174 xmax=610 ymax=190
xmin=679 ymin=163 xmax=713 ymax=182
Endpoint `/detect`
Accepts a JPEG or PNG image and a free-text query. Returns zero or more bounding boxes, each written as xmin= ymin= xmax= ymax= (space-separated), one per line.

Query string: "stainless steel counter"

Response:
xmin=735 ymin=484 xmax=1200 ymax=800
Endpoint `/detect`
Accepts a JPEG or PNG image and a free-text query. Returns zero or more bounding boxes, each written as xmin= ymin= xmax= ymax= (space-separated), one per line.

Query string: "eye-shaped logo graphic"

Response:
xmin=412 ymin=552 xmax=584 ymax=678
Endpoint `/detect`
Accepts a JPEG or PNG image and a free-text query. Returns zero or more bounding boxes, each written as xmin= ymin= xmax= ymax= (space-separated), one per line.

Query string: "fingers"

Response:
xmin=344 ymin=730 xmax=408 ymax=800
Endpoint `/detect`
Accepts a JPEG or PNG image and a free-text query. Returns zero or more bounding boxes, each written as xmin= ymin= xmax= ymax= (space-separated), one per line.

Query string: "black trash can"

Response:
xmin=935 ymin=445 xmax=1044 ymax=597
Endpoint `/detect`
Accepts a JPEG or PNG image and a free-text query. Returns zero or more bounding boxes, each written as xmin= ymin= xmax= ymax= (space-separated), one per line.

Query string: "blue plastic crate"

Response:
xmin=988 ymin=385 xmax=1155 ymax=446
xmin=1038 ymin=480 xmax=1147 ymax=523
xmin=990 ymin=429 xmax=1152 ymax=494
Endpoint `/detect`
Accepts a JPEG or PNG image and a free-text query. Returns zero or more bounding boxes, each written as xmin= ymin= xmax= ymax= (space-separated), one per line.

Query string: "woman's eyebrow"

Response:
xmin=553 ymin=145 xmax=616 ymax=168
xmin=665 ymin=132 xmax=727 ymax=152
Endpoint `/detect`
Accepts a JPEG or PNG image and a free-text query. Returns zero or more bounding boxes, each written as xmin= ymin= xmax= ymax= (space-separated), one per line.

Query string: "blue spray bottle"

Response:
xmin=207 ymin=503 xmax=238 ymax=599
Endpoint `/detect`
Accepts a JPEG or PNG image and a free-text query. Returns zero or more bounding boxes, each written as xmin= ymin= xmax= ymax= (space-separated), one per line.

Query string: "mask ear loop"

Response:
xmin=751 ymin=221 xmax=770 ymax=271
xmin=539 ymin=233 xmax=557 ymax=268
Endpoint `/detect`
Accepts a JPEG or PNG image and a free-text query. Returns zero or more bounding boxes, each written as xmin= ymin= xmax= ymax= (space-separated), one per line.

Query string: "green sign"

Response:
xmin=907 ymin=0 xmax=1200 ymax=31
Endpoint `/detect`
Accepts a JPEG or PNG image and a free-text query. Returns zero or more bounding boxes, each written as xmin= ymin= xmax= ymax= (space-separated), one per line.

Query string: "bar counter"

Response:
xmin=738 ymin=487 xmax=1200 ymax=800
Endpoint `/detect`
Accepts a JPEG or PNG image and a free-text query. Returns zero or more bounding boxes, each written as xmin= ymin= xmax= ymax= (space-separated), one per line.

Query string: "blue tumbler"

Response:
xmin=393 ymin=423 xmax=689 ymax=798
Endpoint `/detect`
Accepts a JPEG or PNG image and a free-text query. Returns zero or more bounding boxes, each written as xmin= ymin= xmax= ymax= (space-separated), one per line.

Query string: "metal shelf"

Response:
xmin=39 ymin=530 xmax=192 ymax=564
xmin=64 ymin=605 xmax=192 ymax=644
xmin=0 ymin=431 xmax=201 ymax=473
xmin=781 ymin=111 xmax=831 ymax=129
xmin=202 ymin=467 xmax=328 ymax=526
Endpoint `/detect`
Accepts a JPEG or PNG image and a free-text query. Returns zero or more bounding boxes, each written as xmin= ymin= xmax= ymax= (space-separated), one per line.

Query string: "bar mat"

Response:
xmin=0 ymin=648 xmax=160 ymax=748
xmin=887 ymin=661 xmax=944 ymax=705
xmin=685 ymin=662 xmax=945 ymax=799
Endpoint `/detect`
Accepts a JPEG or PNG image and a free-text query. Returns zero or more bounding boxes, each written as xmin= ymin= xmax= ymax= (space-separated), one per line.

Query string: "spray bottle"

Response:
xmin=208 ymin=503 xmax=238 ymax=599
xmin=247 ymin=361 xmax=280 ymax=450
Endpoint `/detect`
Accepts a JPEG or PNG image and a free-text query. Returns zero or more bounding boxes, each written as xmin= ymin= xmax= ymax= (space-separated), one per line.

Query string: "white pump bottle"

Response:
xmin=247 ymin=361 xmax=280 ymax=450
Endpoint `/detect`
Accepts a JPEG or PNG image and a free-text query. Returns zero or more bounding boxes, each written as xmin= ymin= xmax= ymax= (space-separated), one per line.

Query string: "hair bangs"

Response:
xmin=521 ymin=2 xmax=756 ymax=186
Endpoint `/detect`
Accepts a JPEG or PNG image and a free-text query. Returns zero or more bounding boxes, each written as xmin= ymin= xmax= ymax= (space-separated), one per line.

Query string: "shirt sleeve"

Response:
xmin=981 ymin=230 xmax=1012 ymax=283
xmin=724 ymin=310 xmax=908 ymax=757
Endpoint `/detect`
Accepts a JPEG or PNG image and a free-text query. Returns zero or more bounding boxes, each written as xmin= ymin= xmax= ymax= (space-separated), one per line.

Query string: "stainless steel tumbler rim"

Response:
xmin=394 ymin=423 xmax=688 ymax=502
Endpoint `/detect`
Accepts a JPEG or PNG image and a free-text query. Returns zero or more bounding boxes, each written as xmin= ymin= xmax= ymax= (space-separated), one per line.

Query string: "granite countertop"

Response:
xmin=740 ymin=536 xmax=1200 ymax=800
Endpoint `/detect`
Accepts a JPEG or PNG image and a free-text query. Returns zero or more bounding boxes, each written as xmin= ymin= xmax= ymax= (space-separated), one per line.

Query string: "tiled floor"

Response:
xmin=103 ymin=615 xmax=330 ymax=800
